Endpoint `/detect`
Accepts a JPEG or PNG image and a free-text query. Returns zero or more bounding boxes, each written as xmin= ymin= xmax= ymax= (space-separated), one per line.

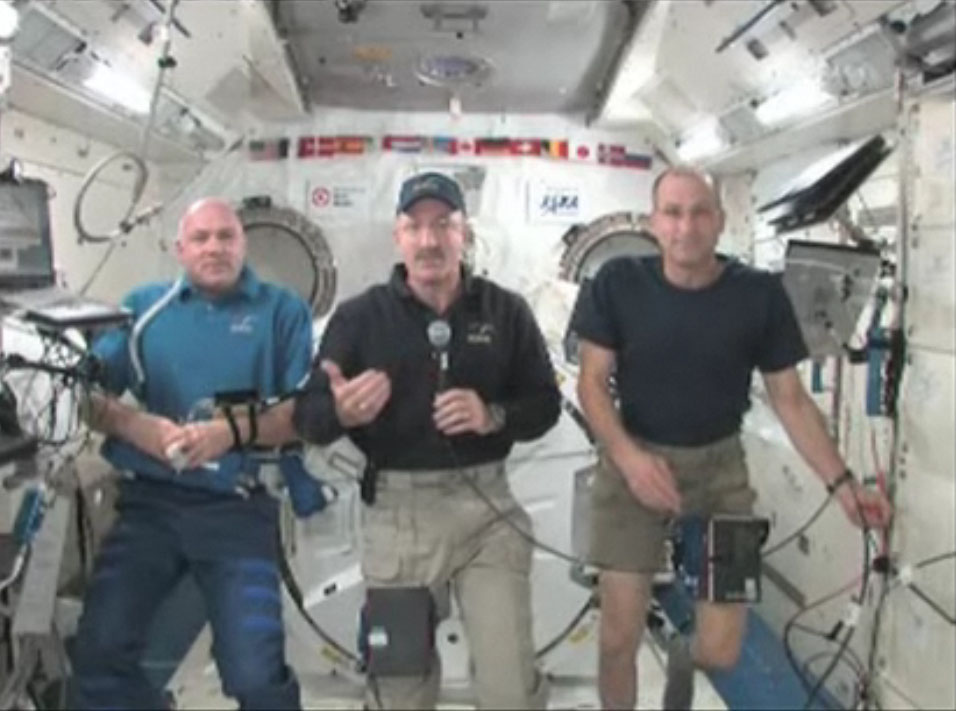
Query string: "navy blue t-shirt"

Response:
xmin=571 ymin=255 xmax=808 ymax=446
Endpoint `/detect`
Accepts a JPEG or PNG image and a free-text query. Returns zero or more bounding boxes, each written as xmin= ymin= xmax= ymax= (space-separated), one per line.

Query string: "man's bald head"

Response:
xmin=177 ymin=197 xmax=242 ymax=242
xmin=651 ymin=167 xmax=721 ymax=212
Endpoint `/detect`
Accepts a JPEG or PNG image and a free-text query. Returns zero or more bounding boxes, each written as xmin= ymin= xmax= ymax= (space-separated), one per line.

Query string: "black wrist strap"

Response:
xmin=223 ymin=406 xmax=242 ymax=450
xmin=246 ymin=403 xmax=258 ymax=447
xmin=826 ymin=468 xmax=855 ymax=495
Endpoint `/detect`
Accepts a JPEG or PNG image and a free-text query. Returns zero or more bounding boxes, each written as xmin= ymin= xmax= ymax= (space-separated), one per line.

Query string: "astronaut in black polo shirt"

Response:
xmin=293 ymin=172 xmax=560 ymax=709
xmin=571 ymin=166 xmax=893 ymax=710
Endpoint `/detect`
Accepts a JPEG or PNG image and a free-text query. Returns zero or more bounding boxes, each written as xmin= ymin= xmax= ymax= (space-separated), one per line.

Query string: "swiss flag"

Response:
xmin=510 ymin=139 xmax=542 ymax=156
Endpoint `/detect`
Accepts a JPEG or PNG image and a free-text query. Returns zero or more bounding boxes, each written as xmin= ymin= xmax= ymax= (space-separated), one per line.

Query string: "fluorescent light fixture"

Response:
xmin=676 ymin=120 xmax=726 ymax=162
xmin=84 ymin=63 xmax=151 ymax=114
xmin=0 ymin=0 xmax=18 ymax=41
xmin=755 ymin=81 xmax=835 ymax=126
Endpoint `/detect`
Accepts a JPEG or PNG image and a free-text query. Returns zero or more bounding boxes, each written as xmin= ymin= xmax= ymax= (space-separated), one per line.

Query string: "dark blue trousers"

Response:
xmin=69 ymin=480 xmax=300 ymax=710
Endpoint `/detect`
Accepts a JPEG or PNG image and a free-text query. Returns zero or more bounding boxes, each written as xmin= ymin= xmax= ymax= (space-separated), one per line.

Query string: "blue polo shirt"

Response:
xmin=94 ymin=266 xmax=313 ymax=491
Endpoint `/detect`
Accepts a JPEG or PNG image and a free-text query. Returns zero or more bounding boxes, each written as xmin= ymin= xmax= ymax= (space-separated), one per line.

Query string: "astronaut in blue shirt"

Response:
xmin=69 ymin=198 xmax=311 ymax=710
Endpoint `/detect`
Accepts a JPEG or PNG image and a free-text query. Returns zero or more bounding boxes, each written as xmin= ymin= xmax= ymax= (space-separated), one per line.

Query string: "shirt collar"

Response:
xmin=179 ymin=265 xmax=261 ymax=301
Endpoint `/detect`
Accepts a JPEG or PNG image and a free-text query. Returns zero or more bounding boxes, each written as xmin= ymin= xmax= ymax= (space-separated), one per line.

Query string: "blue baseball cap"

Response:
xmin=397 ymin=172 xmax=466 ymax=215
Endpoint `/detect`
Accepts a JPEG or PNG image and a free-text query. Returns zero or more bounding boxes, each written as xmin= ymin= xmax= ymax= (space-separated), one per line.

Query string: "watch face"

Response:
xmin=486 ymin=403 xmax=505 ymax=432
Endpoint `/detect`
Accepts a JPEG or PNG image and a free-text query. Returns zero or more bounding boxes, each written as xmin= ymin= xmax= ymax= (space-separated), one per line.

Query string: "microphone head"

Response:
xmin=427 ymin=319 xmax=452 ymax=351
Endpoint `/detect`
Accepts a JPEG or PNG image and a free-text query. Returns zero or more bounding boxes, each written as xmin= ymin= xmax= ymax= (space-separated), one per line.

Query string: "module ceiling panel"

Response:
xmin=274 ymin=0 xmax=634 ymax=113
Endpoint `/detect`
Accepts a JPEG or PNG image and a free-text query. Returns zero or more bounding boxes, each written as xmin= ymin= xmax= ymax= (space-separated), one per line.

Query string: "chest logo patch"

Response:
xmin=230 ymin=314 xmax=257 ymax=335
xmin=466 ymin=321 xmax=494 ymax=345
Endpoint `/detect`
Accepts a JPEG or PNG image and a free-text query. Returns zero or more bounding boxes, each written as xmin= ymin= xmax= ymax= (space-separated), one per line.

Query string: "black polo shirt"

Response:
xmin=571 ymin=255 xmax=808 ymax=446
xmin=293 ymin=265 xmax=561 ymax=469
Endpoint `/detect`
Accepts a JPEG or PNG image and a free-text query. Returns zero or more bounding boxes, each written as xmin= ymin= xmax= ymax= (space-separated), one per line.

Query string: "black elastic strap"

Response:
xmin=223 ymin=406 xmax=242 ymax=450
xmin=246 ymin=403 xmax=258 ymax=447
xmin=826 ymin=468 xmax=855 ymax=495
xmin=361 ymin=462 xmax=379 ymax=505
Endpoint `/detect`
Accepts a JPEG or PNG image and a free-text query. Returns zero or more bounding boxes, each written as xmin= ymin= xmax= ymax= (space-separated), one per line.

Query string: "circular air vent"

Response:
xmin=414 ymin=53 xmax=493 ymax=88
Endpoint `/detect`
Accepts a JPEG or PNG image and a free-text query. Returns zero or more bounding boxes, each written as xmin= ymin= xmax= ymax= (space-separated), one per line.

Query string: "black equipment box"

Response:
xmin=675 ymin=515 xmax=769 ymax=603
xmin=362 ymin=586 xmax=434 ymax=677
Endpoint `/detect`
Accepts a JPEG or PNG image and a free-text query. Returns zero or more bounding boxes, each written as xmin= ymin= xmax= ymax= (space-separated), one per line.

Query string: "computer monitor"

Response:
xmin=757 ymin=135 xmax=893 ymax=233
xmin=0 ymin=179 xmax=56 ymax=290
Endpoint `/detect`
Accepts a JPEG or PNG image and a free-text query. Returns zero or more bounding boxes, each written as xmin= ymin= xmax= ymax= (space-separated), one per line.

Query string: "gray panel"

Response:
xmin=277 ymin=0 xmax=631 ymax=113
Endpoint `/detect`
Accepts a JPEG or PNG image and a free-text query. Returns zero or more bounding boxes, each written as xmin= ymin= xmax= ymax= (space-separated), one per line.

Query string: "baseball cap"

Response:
xmin=397 ymin=172 xmax=466 ymax=215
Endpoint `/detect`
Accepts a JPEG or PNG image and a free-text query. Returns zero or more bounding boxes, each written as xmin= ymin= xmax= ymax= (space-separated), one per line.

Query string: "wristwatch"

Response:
xmin=826 ymin=468 xmax=855 ymax=495
xmin=486 ymin=403 xmax=507 ymax=433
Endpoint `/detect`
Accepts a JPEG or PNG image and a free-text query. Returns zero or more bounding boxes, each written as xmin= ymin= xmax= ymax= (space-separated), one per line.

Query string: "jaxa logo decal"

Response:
xmin=230 ymin=314 xmax=257 ymax=334
xmin=467 ymin=321 xmax=494 ymax=344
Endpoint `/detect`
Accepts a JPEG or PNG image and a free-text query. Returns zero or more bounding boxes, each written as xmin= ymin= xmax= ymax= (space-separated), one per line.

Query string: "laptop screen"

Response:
xmin=0 ymin=178 xmax=55 ymax=290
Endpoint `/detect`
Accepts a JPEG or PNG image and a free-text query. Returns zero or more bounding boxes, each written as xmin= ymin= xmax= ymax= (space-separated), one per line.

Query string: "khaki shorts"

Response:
xmin=590 ymin=434 xmax=755 ymax=574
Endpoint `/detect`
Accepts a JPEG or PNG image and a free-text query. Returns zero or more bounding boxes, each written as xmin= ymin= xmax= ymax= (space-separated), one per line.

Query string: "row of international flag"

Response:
xmin=248 ymin=135 xmax=652 ymax=169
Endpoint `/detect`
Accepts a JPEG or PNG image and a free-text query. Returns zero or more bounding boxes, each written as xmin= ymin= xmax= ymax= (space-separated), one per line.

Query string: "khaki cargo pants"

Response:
xmin=361 ymin=461 xmax=548 ymax=709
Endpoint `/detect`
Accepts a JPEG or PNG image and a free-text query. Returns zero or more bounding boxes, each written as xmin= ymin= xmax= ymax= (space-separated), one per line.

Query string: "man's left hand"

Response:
xmin=836 ymin=481 xmax=893 ymax=529
xmin=434 ymin=389 xmax=496 ymax=436
xmin=162 ymin=420 xmax=234 ymax=470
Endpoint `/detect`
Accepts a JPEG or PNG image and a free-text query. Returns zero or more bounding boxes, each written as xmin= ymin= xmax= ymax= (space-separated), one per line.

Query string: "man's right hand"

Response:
xmin=321 ymin=360 xmax=392 ymax=428
xmin=610 ymin=442 xmax=682 ymax=514
xmin=126 ymin=413 xmax=184 ymax=465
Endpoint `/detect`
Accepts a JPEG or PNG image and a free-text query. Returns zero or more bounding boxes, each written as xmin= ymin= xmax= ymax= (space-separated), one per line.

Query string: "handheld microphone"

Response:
xmin=427 ymin=319 xmax=452 ymax=391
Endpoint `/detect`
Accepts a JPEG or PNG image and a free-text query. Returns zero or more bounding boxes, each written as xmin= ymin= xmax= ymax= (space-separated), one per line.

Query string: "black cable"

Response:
xmin=783 ymin=577 xmax=859 ymax=697
xmin=916 ymin=550 xmax=956 ymax=569
xmin=802 ymin=652 xmax=864 ymax=710
xmin=534 ymin=594 xmax=596 ymax=660
xmin=456 ymin=466 xmax=584 ymax=568
xmin=906 ymin=582 xmax=956 ymax=625
xmin=764 ymin=494 xmax=833 ymax=557
xmin=796 ymin=634 xmax=866 ymax=678
xmin=275 ymin=532 xmax=359 ymax=665
xmin=368 ymin=672 xmax=386 ymax=710
xmin=715 ymin=0 xmax=785 ymax=52
xmin=803 ymin=483 xmax=872 ymax=710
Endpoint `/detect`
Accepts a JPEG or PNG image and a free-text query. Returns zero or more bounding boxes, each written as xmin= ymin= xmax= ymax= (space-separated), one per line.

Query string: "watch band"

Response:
xmin=826 ymin=468 xmax=855 ymax=495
